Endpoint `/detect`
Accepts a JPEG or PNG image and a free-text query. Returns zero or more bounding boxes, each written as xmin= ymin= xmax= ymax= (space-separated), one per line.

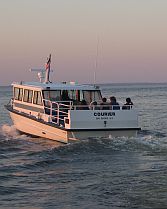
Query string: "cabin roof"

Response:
xmin=12 ymin=81 xmax=99 ymax=91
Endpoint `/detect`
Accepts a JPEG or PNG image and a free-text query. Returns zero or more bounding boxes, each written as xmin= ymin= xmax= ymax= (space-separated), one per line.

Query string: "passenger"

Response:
xmin=100 ymin=97 xmax=110 ymax=110
xmin=60 ymin=90 xmax=70 ymax=116
xmin=61 ymin=90 xmax=70 ymax=101
xmin=122 ymin=97 xmax=133 ymax=110
xmin=80 ymin=99 xmax=89 ymax=110
xmin=75 ymin=100 xmax=81 ymax=110
xmin=90 ymin=101 xmax=99 ymax=110
xmin=109 ymin=96 xmax=120 ymax=110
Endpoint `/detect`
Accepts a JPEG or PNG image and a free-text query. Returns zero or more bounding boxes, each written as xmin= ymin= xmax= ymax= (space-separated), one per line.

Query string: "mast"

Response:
xmin=44 ymin=54 xmax=51 ymax=83
xmin=94 ymin=37 xmax=99 ymax=86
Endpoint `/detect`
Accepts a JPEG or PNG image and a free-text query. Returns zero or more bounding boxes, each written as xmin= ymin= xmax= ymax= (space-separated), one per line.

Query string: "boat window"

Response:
xmin=43 ymin=90 xmax=61 ymax=101
xmin=82 ymin=90 xmax=102 ymax=104
xmin=60 ymin=90 xmax=81 ymax=104
xmin=14 ymin=87 xmax=23 ymax=101
xmin=23 ymin=89 xmax=28 ymax=102
xmin=68 ymin=90 xmax=80 ymax=101
xmin=19 ymin=88 xmax=23 ymax=101
xmin=23 ymin=89 xmax=33 ymax=103
xmin=28 ymin=90 xmax=33 ymax=103
xmin=33 ymin=91 xmax=42 ymax=105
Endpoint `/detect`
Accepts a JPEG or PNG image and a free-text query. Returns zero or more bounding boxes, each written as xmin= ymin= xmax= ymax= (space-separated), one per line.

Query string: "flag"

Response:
xmin=45 ymin=54 xmax=51 ymax=70
xmin=44 ymin=54 xmax=51 ymax=83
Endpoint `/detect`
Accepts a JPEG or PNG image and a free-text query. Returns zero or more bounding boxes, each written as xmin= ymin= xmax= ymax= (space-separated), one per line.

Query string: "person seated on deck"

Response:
xmin=122 ymin=97 xmax=133 ymax=110
xmin=109 ymin=96 xmax=120 ymax=110
xmin=60 ymin=90 xmax=70 ymax=102
xmin=80 ymin=99 xmax=89 ymax=110
xmin=100 ymin=97 xmax=110 ymax=110
xmin=90 ymin=101 xmax=99 ymax=110
xmin=59 ymin=90 xmax=71 ymax=116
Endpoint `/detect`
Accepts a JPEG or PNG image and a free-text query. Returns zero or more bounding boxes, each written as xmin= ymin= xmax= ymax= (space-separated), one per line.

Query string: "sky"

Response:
xmin=0 ymin=0 xmax=167 ymax=85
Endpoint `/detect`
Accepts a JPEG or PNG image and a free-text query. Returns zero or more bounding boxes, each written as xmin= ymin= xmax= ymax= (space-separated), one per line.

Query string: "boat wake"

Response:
xmin=0 ymin=124 xmax=167 ymax=154
xmin=0 ymin=124 xmax=28 ymax=141
xmin=0 ymin=124 xmax=63 ymax=151
xmin=52 ymin=130 xmax=167 ymax=155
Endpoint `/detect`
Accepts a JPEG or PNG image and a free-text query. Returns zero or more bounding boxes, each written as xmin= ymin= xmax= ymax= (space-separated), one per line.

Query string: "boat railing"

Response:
xmin=9 ymin=98 xmax=14 ymax=106
xmin=43 ymin=99 xmax=135 ymax=126
xmin=73 ymin=104 xmax=134 ymax=110
xmin=43 ymin=99 xmax=73 ymax=126
xmin=10 ymin=97 xmax=135 ymax=127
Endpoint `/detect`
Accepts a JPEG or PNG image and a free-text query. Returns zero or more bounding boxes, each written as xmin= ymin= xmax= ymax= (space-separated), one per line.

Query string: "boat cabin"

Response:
xmin=12 ymin=81 xmax=104 ymax=126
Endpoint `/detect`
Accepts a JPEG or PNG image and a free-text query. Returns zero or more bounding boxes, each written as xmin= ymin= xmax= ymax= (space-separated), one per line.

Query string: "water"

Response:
xmin=0 ymin=83 xmax=167 ymax=209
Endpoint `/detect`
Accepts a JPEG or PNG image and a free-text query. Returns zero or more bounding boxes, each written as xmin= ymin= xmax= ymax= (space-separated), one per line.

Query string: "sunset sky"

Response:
xmin=0 ymin=0 xmax=167 ymax=85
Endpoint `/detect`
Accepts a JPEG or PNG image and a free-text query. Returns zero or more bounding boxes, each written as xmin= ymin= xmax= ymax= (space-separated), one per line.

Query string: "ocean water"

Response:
xmin=0 ymin=83 xmax=167 ymax=209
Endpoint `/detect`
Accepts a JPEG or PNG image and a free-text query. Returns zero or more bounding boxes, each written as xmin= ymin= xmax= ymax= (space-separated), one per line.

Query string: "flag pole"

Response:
xmin=44 ymin=54 xmax=51 ymax=83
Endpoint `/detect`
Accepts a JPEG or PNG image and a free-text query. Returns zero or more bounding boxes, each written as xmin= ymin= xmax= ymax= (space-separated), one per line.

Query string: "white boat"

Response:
xmin=5 ymin=55 xmax=141 ymax=143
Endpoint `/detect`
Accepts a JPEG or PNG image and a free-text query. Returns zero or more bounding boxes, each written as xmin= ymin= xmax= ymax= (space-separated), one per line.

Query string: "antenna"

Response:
xmin=94 ymin=71 xmax=96 ymax=86
xmin=94 ymin=37 xmax=99 ymax=86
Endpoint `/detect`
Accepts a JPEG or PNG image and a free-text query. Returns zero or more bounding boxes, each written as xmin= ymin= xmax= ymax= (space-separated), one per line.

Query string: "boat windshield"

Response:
xmin=42 ymin=89 xmax=102 ymax=104
xmin=43 ymin=90 xmax=61 ymax=101
xmin=82 ymin=90 xmax=102 ymax=104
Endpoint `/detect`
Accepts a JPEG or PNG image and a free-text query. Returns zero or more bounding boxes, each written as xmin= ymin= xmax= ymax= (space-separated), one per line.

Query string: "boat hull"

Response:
xmin=9 ymin=111 xmax=68 ymax=143
xmin=9 ymin=110 xmax=139 ymax=143
xmin=67 ymin=129 xmax=138 ymax=142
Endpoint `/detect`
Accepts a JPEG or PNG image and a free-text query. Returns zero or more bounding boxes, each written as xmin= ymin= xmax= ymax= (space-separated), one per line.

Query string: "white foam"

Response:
xmin=1 ymin=124 xmax=28 ymax=140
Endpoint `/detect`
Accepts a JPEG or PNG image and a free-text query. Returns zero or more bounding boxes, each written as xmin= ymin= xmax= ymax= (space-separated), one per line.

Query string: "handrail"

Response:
xmin=43 ymin=99 xmax=73 ymax=126
xmin=8 ymin=98 xmax=14 ymax=106
xmin=43 ymin=99 xmax=135 ymax=126
xmin=73 ymin=104 xmax=134 ymax=110
xmin=10 ymin=98 xmax=135 ymax=127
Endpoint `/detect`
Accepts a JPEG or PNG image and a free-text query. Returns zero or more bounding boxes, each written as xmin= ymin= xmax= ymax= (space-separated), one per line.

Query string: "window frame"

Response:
xmin=14 ymin=87 xmax=23 ymax=101
xmin=82 ymin=90 xmax=102 ymax=103
xmin=33 ymin=91 xmax=43 ymax=106
xmin=23 ymin=89 xmax=33 ymax=103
